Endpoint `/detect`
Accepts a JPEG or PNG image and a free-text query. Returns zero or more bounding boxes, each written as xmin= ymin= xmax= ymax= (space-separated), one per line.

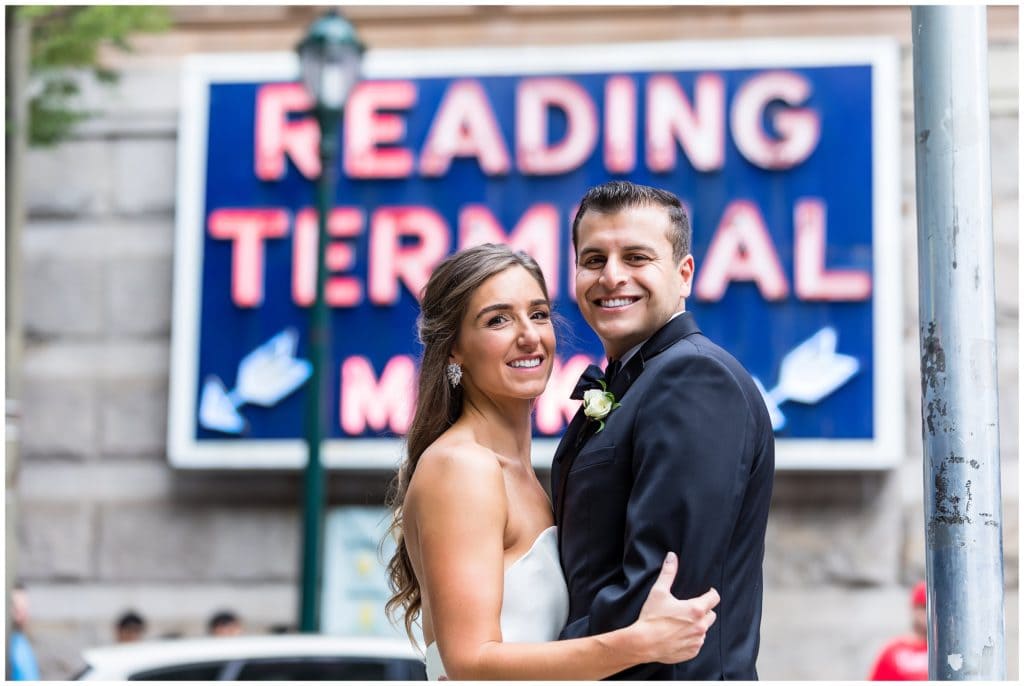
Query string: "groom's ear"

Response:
xmin=678 ymin=254 xmax=695 ymax=298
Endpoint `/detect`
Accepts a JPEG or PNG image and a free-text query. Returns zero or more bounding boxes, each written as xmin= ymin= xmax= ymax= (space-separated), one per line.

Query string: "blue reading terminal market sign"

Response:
xmin=168 ymin=39 xmax=902 ymax=471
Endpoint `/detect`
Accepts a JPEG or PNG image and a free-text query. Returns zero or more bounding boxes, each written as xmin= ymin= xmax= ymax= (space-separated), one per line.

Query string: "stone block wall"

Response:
xmin=10 ymin=6 xmax=1018 ymax=679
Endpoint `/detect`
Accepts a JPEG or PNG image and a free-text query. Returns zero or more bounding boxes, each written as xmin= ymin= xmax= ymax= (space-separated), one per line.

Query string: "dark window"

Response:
xmin=130 ymin=661 xmax=228 ymax=680
xmin=390 ymin=659 xmax=428 ymax=680
xmin=235 ymin=657 xmax=425 ymax=681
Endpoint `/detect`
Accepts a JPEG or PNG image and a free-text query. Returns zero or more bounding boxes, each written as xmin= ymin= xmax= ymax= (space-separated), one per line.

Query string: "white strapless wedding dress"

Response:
xmin=424 ymin=526 xmax=569 ymax=680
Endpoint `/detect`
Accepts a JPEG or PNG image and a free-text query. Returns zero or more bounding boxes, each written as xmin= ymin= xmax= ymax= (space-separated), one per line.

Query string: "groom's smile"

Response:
xmin=595 ymin=296 xmax=641 ymax=309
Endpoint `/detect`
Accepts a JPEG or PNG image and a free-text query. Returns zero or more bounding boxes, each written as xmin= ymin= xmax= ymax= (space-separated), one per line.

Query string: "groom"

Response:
xmin=551 ymin=181 xmax=775 ymax=680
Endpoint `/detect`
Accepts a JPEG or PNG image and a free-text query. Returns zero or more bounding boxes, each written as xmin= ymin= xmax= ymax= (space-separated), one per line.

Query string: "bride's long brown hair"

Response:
xmin=384 ymin=244 xmax=550 ymax=642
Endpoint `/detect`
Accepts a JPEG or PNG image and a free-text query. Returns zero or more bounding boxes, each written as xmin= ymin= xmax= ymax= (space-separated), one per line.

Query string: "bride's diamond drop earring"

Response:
xmin=446 ymin=362 xmax=463 ymax=388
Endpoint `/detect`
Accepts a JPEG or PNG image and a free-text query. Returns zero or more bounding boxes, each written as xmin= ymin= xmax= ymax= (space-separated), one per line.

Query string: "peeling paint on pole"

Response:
xmin=912 ymin=6 xmax=1005 ymax=680
xmin=920 ymin=321 xmax=947 ymax=436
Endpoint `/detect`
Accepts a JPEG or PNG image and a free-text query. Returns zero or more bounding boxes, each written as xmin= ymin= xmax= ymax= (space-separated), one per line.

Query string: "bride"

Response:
xmin=385 ymin=244 xmax=719 ymax=680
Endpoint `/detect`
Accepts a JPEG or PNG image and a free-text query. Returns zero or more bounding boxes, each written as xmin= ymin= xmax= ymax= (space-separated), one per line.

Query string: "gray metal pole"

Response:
xmin=911 ymin=5 xmax=1005 ymax=680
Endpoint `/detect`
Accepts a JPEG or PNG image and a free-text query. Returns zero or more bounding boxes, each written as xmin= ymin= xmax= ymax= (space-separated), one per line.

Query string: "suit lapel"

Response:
xmin=606 ymin=312 xmax=702 ymax=400
xmin=552 ymin=409 xmax=588 ymax=522
xmin=554 ymin=313 xmax=703 ymax=525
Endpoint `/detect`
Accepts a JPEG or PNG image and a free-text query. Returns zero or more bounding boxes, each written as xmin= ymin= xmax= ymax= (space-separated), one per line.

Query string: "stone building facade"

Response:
xmin=10 ymin=5 xmax=1018 ymax=679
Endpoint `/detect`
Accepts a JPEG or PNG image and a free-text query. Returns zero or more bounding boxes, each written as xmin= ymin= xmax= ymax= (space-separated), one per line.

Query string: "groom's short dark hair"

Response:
xmin=571 ymin=181 xmax=691 ymax=263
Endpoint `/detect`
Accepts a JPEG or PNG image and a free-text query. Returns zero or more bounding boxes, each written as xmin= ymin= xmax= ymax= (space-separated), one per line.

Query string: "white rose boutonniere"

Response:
xmin=582 ymin=382 xmax=621 ymax=433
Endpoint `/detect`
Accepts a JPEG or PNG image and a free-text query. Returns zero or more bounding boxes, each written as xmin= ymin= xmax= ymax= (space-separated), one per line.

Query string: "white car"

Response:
xmin=75 ymin=634 xmax=426 ymax=680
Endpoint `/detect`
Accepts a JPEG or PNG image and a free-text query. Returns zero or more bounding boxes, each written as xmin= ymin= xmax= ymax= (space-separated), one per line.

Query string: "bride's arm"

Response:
xmin=406 ymin=446 xmax=715 ymax=681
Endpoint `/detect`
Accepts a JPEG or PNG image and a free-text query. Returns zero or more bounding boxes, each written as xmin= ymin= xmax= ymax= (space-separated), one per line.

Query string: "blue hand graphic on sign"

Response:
xmin=199 ymin=375 xmax=246 ymax=434
xmin=754 ymin=327 xmax=860 ymax=432
xmin=198 ymin=328 xmax=313 ymax=435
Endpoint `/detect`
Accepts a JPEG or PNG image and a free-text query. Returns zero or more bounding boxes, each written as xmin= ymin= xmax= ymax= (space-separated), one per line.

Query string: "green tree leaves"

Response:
xmin=20 ymin=6 xmax=170 ymax=145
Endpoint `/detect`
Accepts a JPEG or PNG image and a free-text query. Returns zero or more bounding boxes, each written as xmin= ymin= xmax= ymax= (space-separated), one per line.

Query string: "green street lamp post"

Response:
xmin=295 ymin=10 xmax=364 ymax=633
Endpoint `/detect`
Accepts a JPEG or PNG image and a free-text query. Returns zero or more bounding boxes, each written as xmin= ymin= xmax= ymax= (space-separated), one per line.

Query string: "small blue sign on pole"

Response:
xmin=169 ymin=39 xmax=902 ymax=470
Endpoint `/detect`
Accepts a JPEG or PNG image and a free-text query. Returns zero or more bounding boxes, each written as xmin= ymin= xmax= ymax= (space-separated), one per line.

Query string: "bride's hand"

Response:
xmin=632 ymin=552 xmax=720 ymax=664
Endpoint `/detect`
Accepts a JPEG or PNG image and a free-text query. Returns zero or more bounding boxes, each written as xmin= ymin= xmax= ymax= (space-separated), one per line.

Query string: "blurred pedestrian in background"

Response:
xmin=207 ymin=610 xmax=243 ymax=636
xmin=115 ymin=611 xmax=147 ymax=643
xmin=9 ymin=582 xmax=41 ymax=680
xmin=868 ymin=581 xmax=929 ymax=680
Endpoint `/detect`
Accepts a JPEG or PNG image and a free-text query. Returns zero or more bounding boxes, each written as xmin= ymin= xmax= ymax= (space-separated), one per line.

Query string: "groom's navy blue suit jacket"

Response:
xmin=551 ymin=312 xmax=774 ymax=680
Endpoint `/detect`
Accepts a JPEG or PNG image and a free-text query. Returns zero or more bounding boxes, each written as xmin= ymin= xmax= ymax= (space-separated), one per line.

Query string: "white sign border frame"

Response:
xmin=168 ymin=36 xmax=903 ymax=471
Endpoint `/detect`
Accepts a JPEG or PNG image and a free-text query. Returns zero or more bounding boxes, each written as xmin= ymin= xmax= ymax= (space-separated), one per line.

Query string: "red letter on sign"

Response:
xmin=340 ymin=355 xmax=415 ymax=435
xmin=458 ymin=204 xmax=560 ymax=298
xmin=794 ymin=199 xmax=871 ymax=300
xmin=420 ymin=80 xmax=510 ymax=176
xmin=534 ymin=354 xmax=599 ymax=435
xmin=517 ymin=77 xmax=598 ymax=175
xmin=368 ymin=207 xmax=451 ymax=304
xmin=292 ymin=207 xmax=365 ymax=308
xmin=695 ymin=200 xmax=788 ymax=301
xmin=344 ymin=80 xmax=417 ymax=179
xmin=254 ymin=83 xmax=320 ymax=180
xmin=208 ymin=208 xmax=290 ymax=307
xmin=604 ymin=75 xmax=637 ymax=174
xmin=646 ymin=74 xmax=725 ymax=173
xmin=731 ymin=71 xmax=820 ymax=170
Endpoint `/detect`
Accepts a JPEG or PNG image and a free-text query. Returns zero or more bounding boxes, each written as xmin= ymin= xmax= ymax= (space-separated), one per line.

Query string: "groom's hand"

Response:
xmin=634 ymin=552 xmax=720 ymax=664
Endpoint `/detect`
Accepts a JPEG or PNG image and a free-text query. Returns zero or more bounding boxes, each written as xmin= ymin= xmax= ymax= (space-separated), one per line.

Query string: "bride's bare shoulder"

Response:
xmin=417 ymin=434 xmax=500 ymax=482
xmin=406 ymin=433 xmax=503 ymax=504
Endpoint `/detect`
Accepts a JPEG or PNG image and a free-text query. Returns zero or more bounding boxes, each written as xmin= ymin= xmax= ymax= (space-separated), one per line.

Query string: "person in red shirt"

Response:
xmin=869 ymin=581 xmax=929 ymax=680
